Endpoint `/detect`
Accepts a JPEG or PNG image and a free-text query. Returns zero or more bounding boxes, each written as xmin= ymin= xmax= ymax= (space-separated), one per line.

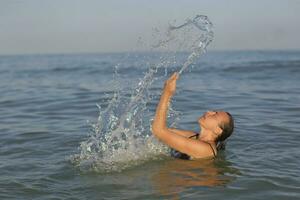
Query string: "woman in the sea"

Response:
xmin=152 ymin=72 xmax=234 ymax=159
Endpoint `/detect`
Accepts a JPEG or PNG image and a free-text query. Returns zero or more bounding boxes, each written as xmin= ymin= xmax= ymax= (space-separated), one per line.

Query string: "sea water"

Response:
xmin=1 ymin=50 xmax=300 ymax=199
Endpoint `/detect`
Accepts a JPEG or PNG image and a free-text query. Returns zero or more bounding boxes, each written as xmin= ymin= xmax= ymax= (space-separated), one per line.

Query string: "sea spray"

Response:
xmin=153 ymin=15 xmax=214 ymax=74
xmin=71 ymin=15 xmax=214 ymax=172
xmin=71 ymin=63 xmax=172 ymax=172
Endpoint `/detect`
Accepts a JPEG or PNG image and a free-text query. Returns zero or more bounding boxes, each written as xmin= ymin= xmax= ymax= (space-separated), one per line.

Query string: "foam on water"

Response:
xmin=71 ymin=15 xmax=214 ymax=172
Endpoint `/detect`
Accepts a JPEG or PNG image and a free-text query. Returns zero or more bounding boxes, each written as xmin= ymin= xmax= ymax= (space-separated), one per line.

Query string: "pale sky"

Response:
xmin=0 ymin=0 xmax=299 ymax=55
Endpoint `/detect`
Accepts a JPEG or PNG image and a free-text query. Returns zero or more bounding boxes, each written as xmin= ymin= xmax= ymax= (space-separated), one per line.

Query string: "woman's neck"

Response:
xmin=199 ymin=128 xmax=217 ymax=144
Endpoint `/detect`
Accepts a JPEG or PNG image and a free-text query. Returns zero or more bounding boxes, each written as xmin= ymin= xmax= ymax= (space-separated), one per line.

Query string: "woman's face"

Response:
xmin=198 ymin=111 xmax=230 ymax=132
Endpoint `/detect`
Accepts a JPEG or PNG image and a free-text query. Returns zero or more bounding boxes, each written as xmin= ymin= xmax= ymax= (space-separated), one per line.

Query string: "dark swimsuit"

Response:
xmin=170 ymin=133 xmax=217 ymax=160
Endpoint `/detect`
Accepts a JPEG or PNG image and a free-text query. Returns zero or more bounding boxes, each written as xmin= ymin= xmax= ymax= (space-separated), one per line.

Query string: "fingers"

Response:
xmin=170 ymin=72 xmax=179 ymax=80
xmin=165 ymin=72 xmax=179 ymax=85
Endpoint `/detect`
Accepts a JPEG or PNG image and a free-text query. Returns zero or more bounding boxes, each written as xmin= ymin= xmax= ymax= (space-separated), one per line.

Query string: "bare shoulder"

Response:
xmin=183 ymin=140 xmax=217 ymax=159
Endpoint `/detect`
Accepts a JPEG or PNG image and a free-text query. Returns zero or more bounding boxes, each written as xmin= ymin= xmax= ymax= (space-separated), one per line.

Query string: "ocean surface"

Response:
xmin=1 ymin=51 xmax=300 ymax=199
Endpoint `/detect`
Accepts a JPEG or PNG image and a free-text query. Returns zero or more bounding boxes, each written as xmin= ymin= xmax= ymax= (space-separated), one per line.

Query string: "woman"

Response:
xmin=152 ymin=72 xmax=234 ymax=159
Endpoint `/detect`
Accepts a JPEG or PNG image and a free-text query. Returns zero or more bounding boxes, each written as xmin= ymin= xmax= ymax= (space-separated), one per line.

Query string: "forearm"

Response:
xmin=152 ymin=89 xmax=173 ymax=131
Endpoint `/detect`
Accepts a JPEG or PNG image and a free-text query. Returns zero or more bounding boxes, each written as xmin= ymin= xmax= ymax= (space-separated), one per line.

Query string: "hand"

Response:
xmin=164 ymin=72 xmax=179 ymax=96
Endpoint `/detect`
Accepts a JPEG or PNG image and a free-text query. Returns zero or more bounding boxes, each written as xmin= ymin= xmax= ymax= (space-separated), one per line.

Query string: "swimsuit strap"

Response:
xmin=207 ymin=142 xmax=217 ymax=157
xmin=188 ymin=133 xmax=199 ymax=139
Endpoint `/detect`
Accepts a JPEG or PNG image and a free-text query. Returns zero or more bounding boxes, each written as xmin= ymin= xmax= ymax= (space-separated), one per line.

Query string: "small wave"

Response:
xmin=223 ymin=60 xmax=300 ymax=73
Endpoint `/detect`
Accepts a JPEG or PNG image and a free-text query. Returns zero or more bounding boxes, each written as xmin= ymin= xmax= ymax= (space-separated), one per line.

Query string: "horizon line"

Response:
xmin=0 ymin=48 xmax=300 ymax=57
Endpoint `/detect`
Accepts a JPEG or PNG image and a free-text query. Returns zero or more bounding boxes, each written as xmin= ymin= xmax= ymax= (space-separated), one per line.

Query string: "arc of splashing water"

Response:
xmin=74 ymin=15 xmax=214 ymax=172
xmin=168 ymin=15 xmax=214 ymax=74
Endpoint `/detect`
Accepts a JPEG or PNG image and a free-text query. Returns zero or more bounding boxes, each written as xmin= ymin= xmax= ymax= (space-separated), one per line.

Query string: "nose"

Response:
xmin=206 ymin=110 xmax=216 ymax=115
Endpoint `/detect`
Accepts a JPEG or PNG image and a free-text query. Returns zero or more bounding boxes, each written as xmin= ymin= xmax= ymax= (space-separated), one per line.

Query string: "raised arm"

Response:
xmin=152 ymin=73 xmax=196 ymax=137
xmin=152 ymin=72 xmax=178 ymax=133
xmin=151 ymin=73 xmax=215 ymax=159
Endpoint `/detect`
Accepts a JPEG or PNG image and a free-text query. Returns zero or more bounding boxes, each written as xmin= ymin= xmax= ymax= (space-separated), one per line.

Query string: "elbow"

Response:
xmin=152 ymin=123 xmax=168 ymax=138
xmin=152 ymin=120 xmax=164 ymax=136
xmin=151 ymin=121 xmax=159 ymax=136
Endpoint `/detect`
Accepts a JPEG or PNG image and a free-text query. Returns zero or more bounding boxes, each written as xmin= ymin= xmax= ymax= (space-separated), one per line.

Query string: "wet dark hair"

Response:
xmin=216 ymin=112 xmax=234 ymax=150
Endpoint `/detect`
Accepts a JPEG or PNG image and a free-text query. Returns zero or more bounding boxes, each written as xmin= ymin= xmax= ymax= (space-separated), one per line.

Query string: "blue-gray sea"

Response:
xmin=1 ymin=51 xmax=300 ymax=199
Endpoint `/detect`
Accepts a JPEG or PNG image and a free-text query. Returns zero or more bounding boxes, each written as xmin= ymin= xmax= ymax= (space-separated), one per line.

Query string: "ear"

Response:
xmin=214 ymin=126 xmax=223 ymax=135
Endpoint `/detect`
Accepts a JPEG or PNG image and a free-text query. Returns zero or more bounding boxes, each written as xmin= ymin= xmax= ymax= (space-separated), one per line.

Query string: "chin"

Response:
xmin=199 ymin=118 xmax=204 ymax=126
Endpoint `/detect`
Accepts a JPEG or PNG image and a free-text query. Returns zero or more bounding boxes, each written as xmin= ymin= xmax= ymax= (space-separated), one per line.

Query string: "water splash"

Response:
xmin=177 ymin=15 xmax=213 ymax=74
xmin=153 ymin=15 xmax=214 ymax=74
xmin=71 ymin=15 xmax=214 ymax=172
xmin=71 ymin=64 xmax=172 ymax=173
